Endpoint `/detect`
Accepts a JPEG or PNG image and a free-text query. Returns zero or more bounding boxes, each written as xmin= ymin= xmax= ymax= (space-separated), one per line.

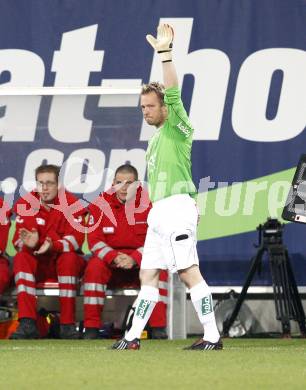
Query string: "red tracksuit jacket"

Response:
xmin=13 ymin=189 xmax=87 ymax=256
xmin=87 ymin=186 xmax=151 ymax=267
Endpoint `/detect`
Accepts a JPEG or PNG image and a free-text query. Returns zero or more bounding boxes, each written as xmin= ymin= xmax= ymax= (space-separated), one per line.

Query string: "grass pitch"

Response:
xmin=1 ymin=338 xmax=306 ymax=390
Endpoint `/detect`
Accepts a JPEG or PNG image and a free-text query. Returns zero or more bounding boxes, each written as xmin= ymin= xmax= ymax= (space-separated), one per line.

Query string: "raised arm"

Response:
xmin=146 ymin=24 xmax=178 ymax=89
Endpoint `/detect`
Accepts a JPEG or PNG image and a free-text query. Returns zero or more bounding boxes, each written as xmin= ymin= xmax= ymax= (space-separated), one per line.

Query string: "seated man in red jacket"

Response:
xmin=10 ymin=164 xmax=87 ymax=339
xmin=0 ymin=198 xmax=12 ymax=296
xmin=83 ymin=164 xmax=168 ymax=339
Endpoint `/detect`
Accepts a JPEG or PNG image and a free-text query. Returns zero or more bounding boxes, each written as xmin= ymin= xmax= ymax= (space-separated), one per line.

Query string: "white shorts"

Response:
xmin=141 ymin=194 xmax=199 ymax=274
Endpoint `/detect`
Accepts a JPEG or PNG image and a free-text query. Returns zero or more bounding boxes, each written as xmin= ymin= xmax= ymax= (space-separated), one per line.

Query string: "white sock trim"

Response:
xmin=190 ymin=280 xmax=211 ymax=303
xmin=138 ymin=285 xmax=159 ymax=302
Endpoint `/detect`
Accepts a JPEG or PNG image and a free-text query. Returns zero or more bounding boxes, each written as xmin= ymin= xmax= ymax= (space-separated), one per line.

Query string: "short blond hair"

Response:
xmin=141 ymin=81 xmax=165 ymax=106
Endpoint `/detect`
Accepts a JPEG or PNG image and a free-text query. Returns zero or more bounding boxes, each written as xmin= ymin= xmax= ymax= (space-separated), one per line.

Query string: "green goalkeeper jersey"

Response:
xmin=146 ymin=86 xmax=197 ymax=202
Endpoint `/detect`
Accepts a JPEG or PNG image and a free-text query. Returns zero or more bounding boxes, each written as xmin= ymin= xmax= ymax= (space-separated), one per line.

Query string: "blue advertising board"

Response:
xmin=0 ymin=0 xmax=306 ymax=285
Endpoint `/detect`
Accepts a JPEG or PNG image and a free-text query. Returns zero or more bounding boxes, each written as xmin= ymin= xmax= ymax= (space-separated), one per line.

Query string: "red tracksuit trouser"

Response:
xmin=83 ymin=256 xmax=168 ymax=329
xmin=13 ymin=252 xmax=85 ymax=324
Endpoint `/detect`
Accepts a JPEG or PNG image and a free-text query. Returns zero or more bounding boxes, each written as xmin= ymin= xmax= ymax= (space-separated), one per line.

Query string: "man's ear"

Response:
xmin=162 ymin=105 xmax=168 ymax=116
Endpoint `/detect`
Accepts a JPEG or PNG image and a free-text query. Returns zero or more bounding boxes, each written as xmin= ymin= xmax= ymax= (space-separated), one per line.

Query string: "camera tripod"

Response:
xmin=223 ymin=218 xmax=306 ymax=337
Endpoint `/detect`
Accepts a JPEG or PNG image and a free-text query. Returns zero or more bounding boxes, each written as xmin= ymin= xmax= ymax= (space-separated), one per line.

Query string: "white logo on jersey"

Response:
xmin=103 ymin=226 xmax=114 ymax=234
xmin=148 ymin=153 xmax=156 ymax=173
xmin=88 ymin=215 xmax=95 ymax=226
xmin=177 ymin=122 xmax=191 ymax=137
xmin=36 ymin=217 xmax=45 ymax=225
xmin=16 ymin=215 xmax=24 ymax=224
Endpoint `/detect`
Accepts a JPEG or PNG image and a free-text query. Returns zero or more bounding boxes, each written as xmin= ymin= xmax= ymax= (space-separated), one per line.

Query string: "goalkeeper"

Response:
xmin=112 ymin=24 xmax=222 ymax=350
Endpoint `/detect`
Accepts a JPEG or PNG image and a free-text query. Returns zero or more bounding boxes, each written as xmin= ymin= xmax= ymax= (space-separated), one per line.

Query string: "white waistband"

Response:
xmin=152 ymin=194 xmax=193 ymax=207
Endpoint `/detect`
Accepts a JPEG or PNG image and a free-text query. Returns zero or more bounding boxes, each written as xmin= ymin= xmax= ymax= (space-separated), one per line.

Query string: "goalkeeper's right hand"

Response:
xmin=146 ymin=23 xmax=174 ymax=62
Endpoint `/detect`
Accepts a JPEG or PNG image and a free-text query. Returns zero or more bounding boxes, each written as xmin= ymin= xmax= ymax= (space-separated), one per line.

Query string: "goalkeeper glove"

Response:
xmin=146 ymin=23 xmax=173 ymax=62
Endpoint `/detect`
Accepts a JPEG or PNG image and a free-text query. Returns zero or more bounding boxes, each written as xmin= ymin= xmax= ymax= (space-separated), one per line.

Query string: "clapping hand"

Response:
xmin=19 ymin=228 xmax=39 ymax=249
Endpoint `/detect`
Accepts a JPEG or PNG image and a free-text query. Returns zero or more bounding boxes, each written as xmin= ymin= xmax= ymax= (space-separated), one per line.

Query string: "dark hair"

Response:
xmin=114 ymin=164 xmax=138 ymax=181
xmin=141 ymin=81 xmax=165 ymax=106
xmin=35 ymin=164 xmax=60 ymax=181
